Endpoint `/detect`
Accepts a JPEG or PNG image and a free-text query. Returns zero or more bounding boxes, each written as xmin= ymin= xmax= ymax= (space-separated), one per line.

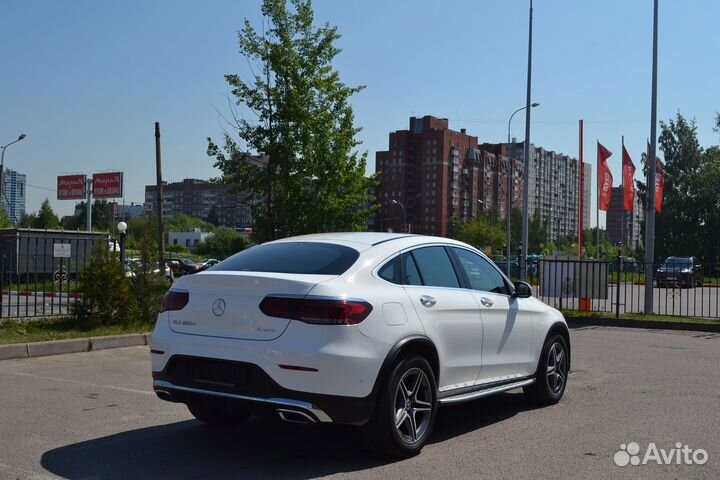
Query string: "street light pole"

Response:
xmin=391 ymin=199 xmax=407 ymax=233
xmin=520 ymin=0 xmax=534 ymax=282
xmin=0 ymin=134 xmax=27 ymax=219
xmin=117 ymin=221 xmax=127 ymax=265
xmin=644 ymin=0 xmax=659 ymax=314
xmin=507 ymin=103 xmax=538 ymax=276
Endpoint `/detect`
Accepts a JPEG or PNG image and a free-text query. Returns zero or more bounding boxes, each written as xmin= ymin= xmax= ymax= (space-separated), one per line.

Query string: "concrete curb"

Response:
xmin=0 ymin=343 xmax=29 ymax=361
xmin=90 ymin=334 xmax=147 ymax=351
xmin=27 ymin=338 xmax=91 ymax=357
xmin=0 ymin=333 xmax=150 ymax=361
xmin=566 ymin=316 xmax=720 ymax=333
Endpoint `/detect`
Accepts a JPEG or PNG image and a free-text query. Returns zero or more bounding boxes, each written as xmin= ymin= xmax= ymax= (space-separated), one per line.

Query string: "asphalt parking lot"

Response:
xmin=0 ymin=326 xmax=718 ymax=480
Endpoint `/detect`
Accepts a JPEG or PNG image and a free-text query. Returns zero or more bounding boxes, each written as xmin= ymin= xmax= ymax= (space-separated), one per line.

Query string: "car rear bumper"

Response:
xmin=151 ymin=355 xmax=376 ymax=425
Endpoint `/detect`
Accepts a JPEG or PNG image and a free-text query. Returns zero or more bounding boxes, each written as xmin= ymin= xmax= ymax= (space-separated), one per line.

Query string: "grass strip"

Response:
xmin=0 ymin=317 xmax=152 ymax=345
xmin=562 ymin=309 xmax=720 ymax=326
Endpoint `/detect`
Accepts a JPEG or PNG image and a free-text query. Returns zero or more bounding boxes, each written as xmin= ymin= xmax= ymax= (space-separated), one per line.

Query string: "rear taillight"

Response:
xmin=161 ymin=290 xmax=189 ymax=312
xmin=259 ymin=296 xmax=373 ymax=325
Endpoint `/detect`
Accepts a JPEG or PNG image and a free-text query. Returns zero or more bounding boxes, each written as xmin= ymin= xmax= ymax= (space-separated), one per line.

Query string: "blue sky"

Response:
xmin=1 ymin=0 xmax=718 ymax=225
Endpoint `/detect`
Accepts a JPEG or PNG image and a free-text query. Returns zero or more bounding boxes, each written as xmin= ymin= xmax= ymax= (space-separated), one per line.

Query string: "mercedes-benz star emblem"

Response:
xmin=212 ymin=298 xmax=226 ymax=316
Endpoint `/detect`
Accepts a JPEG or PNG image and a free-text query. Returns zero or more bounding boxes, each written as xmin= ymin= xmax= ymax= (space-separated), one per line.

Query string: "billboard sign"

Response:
xmin=57 ymin=175 xmax=87 ymax=200
xmin=93 ymin=172 xmax=123 ymax=198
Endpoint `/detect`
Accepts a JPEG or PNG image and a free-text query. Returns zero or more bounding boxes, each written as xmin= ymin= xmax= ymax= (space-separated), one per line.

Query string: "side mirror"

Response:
xmin=513 ymin=281 xmax=532 ymax=298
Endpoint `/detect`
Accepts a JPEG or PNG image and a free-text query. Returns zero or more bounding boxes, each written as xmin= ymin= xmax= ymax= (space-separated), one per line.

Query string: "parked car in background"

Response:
xmin=610 ymin=257 xmax=643 ymax=274
xmin=166 ymin=258 xmax=202 ymax=277
xmin=151 ymin=232 xmax=570 ymax=457
xmin=125 ymin=260 xmax=173 ymax=284
xmin=655 ymin=256 xmax=703 ymax=288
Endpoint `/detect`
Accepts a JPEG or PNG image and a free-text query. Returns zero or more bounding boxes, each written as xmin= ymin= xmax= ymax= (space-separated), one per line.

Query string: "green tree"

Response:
xmin=195 ymin=228 xmax=250 ymax=259
xmin=528 ymin=210 xmax=547 ymax=255
xmin=61 ymin=200 xmax=114 ymax=231
xmin=207 ymin=0 xmax=377 ymax=243
xmin=33 ymin=198 xmax=61 ymax=229
xmin=455 ymin=215 xmax=506 ymax=255
xmin=0 ymin=208 xmax=12 ymax=228
xmin=655 ymin=112 xmax=705 ymax=259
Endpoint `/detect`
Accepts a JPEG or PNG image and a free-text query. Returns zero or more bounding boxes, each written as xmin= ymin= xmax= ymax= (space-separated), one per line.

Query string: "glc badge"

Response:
xmin=212 ymin=298 xmax=226 ymax=316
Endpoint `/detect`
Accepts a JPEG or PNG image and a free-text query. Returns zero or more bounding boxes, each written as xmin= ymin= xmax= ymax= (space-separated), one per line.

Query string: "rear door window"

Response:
xmin=410 ymin=247 xmax=460 ymax=288
xmin=213 ymin=242 xmax=359 ymax=275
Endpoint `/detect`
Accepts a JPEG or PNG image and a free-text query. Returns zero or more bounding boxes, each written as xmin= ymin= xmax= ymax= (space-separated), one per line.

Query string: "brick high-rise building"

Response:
xmin=375 ymin=116 xmax=510 ymax=237
xmin=375 ymin=116 xmax=591 ymax=245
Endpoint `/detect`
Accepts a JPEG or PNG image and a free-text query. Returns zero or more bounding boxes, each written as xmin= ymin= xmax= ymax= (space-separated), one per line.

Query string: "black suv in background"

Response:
xmin=656 ymin=256 xmax=703 ymax=288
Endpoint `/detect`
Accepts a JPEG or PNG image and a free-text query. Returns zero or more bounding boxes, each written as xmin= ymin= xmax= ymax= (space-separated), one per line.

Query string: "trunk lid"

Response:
xmin=168 ymin=271 xmax=333 ymax=340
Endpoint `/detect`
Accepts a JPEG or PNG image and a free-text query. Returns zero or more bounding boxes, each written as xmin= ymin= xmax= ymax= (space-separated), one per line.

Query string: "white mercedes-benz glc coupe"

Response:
xmin=151 ymin=232 xmax=570 ymax=457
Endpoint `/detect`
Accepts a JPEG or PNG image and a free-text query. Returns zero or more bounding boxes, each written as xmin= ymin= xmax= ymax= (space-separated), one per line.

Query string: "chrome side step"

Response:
xmin=438 ymin=378 xmax=535 ymax=405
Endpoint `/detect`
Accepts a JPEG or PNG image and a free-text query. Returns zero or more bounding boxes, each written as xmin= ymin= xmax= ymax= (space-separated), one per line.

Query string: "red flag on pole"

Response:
xmin=655 ymin=158 xmax=665 ymax=213
xmin=598 ymin=142 xmax=613 ymax=211
xmin=622 ymin=146 xmax=636 ymax=211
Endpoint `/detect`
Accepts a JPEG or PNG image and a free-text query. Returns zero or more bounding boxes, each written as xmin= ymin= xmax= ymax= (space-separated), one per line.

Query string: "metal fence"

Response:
xmin=0 ymin=229 xmax=105 ymax=319
xmin=533 ymin=258 xmax=720 ymax=319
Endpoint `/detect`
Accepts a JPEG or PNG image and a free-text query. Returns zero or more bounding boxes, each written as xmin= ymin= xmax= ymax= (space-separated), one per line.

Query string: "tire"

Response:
xmin=524 ymin=333 xmax=569 ymax=406
xmin=361 ymin=355 xmax=438 ymax=458
xmin=187 ymin=402 xmax=249 ymax=427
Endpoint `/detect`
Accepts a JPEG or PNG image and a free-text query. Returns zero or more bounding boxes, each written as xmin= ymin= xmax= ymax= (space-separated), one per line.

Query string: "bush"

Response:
xmin=195 ymin=228 xmax=250 ymax=259
xmin=130 ymin=222 xmax=170 ymax=324
xmin=76 ymin=241 xmax=138 ymax=326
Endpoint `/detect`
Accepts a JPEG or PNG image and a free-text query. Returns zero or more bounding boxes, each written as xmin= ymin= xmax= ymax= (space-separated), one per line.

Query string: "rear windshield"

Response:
xmin=212 ymin=242 xmax=359 ymax=275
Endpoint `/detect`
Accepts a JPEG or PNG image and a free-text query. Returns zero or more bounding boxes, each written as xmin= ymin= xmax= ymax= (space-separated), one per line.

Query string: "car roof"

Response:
xmin=264 ymin=232 xmax=474 ymax=254
xmin=270 ymin=232 xmax=414 ymax=245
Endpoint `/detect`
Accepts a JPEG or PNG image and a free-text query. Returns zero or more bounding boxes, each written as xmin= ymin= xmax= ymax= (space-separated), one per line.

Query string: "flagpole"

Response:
xmin=644 ymin=0 xmax=658 ymax=314
xmin=621 ymin=136 xmax=625 ymax=251
xmin=596 ymin=142 xmax=600 ymax=257
xmin=578 ymin=120 xmax=584 ymax=259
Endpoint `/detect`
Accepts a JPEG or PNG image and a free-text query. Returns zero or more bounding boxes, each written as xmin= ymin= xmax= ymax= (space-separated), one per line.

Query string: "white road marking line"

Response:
xmin=0 ymin=371 xmax=154 ymax=395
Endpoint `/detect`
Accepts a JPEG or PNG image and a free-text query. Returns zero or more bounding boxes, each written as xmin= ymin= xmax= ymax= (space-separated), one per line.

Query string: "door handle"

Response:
xmin=419 ymin=295 xmax=437 ymax=308
xmin=480 ymin=297 xmax=494 ymax=307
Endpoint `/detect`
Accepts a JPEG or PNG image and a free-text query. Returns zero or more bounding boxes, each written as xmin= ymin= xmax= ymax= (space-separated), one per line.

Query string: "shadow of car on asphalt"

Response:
xmin=40 ymin=392 xmax=538 ymax=480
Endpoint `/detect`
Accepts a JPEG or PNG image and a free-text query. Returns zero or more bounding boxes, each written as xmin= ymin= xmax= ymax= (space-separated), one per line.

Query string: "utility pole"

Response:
xmin=644 ymin=0 xmax=659 ymax=314
xmin=155 ymin=122 xmax=165 ymax=274
xmin=86 ymin=178 xmax=93 ymax=231
xmin=520 ymin=0 xmax=534 ymax=282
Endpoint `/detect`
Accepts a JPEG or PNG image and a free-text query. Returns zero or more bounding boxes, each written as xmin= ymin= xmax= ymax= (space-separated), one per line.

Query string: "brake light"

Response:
xmin=161 ymin=290 xmax=189 ymax=312
xmin=259 ymin=296 xmax=373 ymax=325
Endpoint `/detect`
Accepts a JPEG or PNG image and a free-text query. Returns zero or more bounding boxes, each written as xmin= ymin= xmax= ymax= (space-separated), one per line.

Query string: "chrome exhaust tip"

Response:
xmin=276 ymin=409 xmax=316 ymax=423
xmin=155 ymin=389 xmax=173 ymax=401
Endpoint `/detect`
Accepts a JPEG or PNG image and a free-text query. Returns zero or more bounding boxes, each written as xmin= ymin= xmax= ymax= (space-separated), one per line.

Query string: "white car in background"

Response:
xmin=150 ymin=232 xmax=570 ymax=457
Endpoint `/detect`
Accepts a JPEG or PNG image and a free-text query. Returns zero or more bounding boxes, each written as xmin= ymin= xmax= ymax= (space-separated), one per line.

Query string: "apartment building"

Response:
xmin=2 ymin=168 xmax=26 ymax=224
xmin=375 ymin=116 xmax=591 ymax=242
xmin=480 ymin=142 xmax=591 ymax=241
xmin=144 ymin=179 xmax=251 ymax=228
